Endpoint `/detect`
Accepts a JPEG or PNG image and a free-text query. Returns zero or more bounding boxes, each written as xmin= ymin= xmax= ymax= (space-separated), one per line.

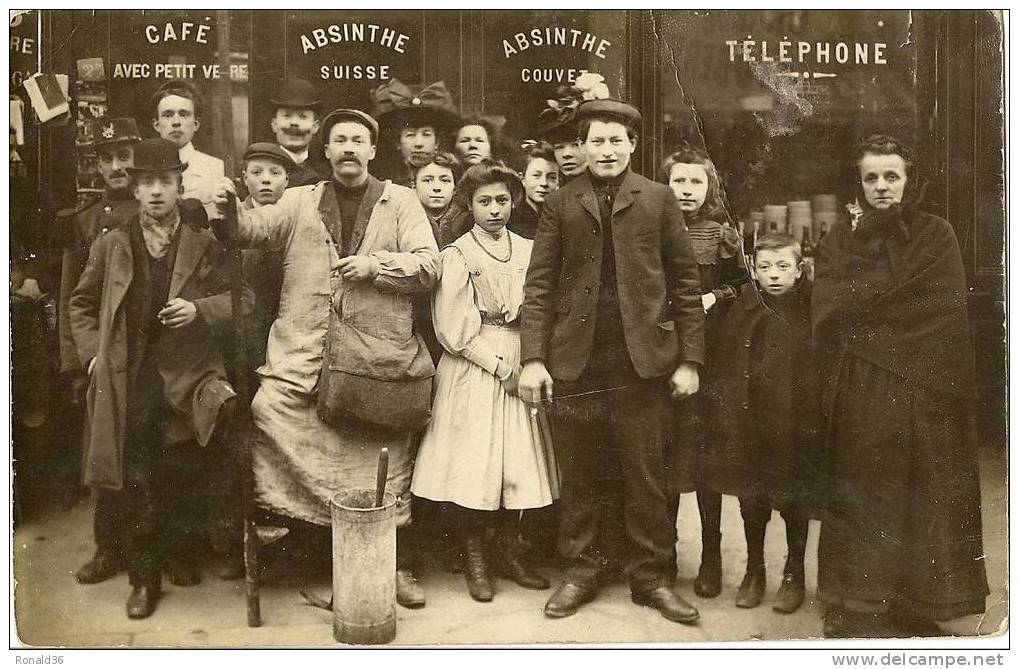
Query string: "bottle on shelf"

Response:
xmin=800 ymin=226 xmax=815 ymax=282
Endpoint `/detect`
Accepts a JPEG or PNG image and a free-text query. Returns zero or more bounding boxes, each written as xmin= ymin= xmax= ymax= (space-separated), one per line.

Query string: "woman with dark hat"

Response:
xmin=371 ymin=79 xmax=460 ymax=187
xmin=812 ymin=134 xmax=989 ymax=637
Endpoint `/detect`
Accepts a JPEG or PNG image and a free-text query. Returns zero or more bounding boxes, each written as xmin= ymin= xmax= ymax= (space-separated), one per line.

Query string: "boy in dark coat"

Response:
xmin=70 ymin=138 xmax=250 ymax=619
xmin=702 ymin=233 xmax=821 ymax=615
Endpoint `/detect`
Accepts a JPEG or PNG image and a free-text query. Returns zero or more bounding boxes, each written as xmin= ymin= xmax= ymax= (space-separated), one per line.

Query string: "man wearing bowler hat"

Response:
xmin=70 ymin=138 xmax=248 ymax=618
xmin=519 ymin=98 xmax=705 ymax=623
xmin=211 ymin=109 xmax=439 ymax=608
xmin=269 ymin=78 xmax=328 ymax=189
xmin=58 ymin=117 xmax=141 ymax=585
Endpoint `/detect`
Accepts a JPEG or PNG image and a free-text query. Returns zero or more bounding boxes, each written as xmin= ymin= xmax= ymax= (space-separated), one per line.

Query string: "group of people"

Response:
xmin=58 ymin=74 xmax=988 ymax=639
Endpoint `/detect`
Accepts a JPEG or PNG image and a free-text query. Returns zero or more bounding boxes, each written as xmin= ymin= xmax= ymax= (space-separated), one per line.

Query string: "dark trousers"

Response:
xmin=92 ymin=489 xmax=127 ymax=555
xmin=552 ymin=369 xmax=677 ymax=591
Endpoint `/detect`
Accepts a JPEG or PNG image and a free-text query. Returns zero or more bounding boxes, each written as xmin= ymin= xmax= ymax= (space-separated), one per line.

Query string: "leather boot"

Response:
xmin=492 ymin=515 xmax=549 ymax=590
xmin=694 ymin=534 xmax=722 ymax=598
xmin=396 ymin=569 xmax=426 ymax=608
xmin=772 ymin=572 xmax=805 ymax=614
xmin=735 ymin=563 xmax=766 ymax=608
xmin=463 ymin=536 xmax=494 ymax=602
xmin=126 ymin=584 xmax=161 ymax=619
xmin=75 ymin=549 xmax=125 ymax=584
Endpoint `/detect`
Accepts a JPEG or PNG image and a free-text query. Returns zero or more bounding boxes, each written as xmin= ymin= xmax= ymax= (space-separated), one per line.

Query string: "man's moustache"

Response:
xmin=281 ymin=127 xmax=308 ymax=136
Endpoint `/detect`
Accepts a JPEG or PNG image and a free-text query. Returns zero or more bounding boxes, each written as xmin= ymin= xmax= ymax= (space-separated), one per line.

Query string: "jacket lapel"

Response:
xmin=106 ymin=229 xmax=133 ymax=317
xmin=318 ymin=181 xmax=343 ymax=252
xmin=168 ymin=224 xmax=212 ymax=300
xmin=611 ymin=171 xmax=641 ymax=218
xmin=348 ymin=176 xmax=387 ymax=254
xmin=576 ymin=174 xmax=602 ymax=227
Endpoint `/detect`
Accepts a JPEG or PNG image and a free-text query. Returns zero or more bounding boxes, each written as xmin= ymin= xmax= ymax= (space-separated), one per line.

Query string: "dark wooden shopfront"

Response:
xmin=14 ymin=9 xmax=1006 ymax=445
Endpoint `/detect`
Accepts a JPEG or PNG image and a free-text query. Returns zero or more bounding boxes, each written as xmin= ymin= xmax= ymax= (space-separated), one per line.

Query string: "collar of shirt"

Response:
xmin=178 ymin=142 xmax=196 ymax=167
xmin=281 ymin=146 xmax=308 ymax=166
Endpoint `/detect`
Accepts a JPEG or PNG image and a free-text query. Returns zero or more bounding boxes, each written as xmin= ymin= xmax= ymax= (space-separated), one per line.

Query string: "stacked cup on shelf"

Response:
xmin=787 ymin=200 xmax=812 ymax=242
xmin=811 ymin=194 xmax=839 ymax=241
xmin=763 ymin=204 xmax=788 ymax=233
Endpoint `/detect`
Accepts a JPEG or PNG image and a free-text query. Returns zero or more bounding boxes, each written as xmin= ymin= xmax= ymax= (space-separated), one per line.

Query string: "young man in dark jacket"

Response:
xmin=70 ymin=138 xmax=248 ymax=619
xmin=519 ymin=99 xmax=705 ymax=623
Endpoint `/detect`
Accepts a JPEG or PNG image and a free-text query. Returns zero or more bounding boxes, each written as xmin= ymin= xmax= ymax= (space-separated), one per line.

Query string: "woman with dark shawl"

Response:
xmin=813 ymin=135 xmax=989 ymax=638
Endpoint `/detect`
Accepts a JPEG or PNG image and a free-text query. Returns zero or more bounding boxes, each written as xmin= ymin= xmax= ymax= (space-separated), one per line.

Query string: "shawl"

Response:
xmin=812 ymin=208 xmax=976 ymax=399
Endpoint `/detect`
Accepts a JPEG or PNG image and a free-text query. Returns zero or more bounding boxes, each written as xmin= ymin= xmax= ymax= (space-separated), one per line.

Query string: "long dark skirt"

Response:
xmin=817 ymin=354 xmax=989 ymax=621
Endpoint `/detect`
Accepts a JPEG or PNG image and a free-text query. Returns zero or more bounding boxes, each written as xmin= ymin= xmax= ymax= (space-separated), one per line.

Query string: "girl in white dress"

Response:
xmin=412 ymin=160 xmax=559 ymax=602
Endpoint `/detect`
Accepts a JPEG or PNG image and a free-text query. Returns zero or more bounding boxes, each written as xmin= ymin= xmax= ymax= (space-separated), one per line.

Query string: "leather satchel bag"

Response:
xmin=316 ymin=305 xmax=434 ymax=432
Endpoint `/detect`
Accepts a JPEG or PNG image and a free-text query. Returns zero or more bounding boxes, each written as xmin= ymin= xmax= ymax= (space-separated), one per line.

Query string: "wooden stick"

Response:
xmin=375 ymin=448 xmax=389 ymax=508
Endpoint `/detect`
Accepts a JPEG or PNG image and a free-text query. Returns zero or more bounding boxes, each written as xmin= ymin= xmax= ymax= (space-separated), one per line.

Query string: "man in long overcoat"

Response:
xmin=70 ymin=138 xmax=247 ymax=618
xmin=57 ymin=117 xmax=140 ymax=584
xmin=519 ymin=99 xmax=705 ymax=623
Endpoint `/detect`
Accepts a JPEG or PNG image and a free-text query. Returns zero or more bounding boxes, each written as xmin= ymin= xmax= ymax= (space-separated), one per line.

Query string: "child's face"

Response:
xmin=414 ymin=162 xmax=455 ymax=213
xmin=668 ymin=162 xmax=709 ymax=213
xmin=470 ymin=183 xmax=512 ymax=235
xmin=753 ymin=247 xmax=802 ymax=296
xmin=243 ymin=158 xmax=289 ymax=206
xmin=553 ymin=141 xmax=587 ymax=176
xmin=521 ymin=157 xmax=559 ymax=207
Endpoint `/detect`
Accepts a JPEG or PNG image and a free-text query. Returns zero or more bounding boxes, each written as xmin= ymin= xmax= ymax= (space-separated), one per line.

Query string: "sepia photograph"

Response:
xmin=7 ymin=6 xmax=1008 ymax=653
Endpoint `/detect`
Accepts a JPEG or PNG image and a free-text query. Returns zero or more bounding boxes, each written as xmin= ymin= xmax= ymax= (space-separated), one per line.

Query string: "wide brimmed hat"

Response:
xmin=371 ymin=79 xmax=460 ymax=134
xmin=89 ymin=117 xmax=142 ymax=148
xmin=126 ymin=138 xmax=184 ymax=173
xmin=320 ymin=108 xmax=379 ymax=144
xmin=242 ymin=142 xmax=297 ymax=172
xmin=576 ymin=98 xmax=643 ymax=129
xmin=270 ymin=78 xmax=322 ymax=109
xmin=536 ymin=106 xmax=579 ymax=143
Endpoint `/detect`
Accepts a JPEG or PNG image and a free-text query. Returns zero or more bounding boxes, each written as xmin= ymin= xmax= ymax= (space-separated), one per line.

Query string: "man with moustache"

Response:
xmin=58 ymin=117 xmax=141 ymax=584
xmin=519 ymin=99 xmax=705 ymax=623
xmin=211 ymin=109 xmax=439 ymax=608
xmin=150 ymin=80 xmax=224 ymax=217
xmin=269 ymin=78 xmax=328 ymax=188
xmin=70 ymin=138 xmax=245 ymax=618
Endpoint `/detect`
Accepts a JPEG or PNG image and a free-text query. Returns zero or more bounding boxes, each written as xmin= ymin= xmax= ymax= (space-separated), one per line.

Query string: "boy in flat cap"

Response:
xmin=58 ymin=117 xmax=141 ymax=585
xmin=269 ymin=78 xmax=328 ymax=188
xmin=519 ymin=98 xmax=705 ymax=623
xmin=70 ymin=138 xmax=250 ymax=619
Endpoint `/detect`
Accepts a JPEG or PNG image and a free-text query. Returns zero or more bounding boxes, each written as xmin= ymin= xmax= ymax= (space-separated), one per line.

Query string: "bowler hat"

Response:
xmin=576 ymin=98 xmax=643 ymax=129
xmin=90 ymin=117 xmax=142 ymax=148
xmin=243 ymin=142 xmax=297 ymax=172
xmin=320 ymin=108 xmax=379 ymax=144
xmin=126 ymin=138 xmax=185 ymax=173
xmin=270 ymin=78 xmax=322 ymax=110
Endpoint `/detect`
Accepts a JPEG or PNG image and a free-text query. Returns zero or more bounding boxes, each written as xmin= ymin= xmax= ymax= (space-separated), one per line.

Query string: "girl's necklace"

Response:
xmin=470 ymin=229 xmax=512 ymax=263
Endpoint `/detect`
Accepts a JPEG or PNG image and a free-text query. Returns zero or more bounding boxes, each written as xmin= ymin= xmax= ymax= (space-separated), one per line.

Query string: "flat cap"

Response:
xmin=320 ymin=108 xmax=379 ymax=144
xmin=576 ymin=98 xmax=642 ymax=129
xmin=242 ymin=142 xmax=297 ymax=172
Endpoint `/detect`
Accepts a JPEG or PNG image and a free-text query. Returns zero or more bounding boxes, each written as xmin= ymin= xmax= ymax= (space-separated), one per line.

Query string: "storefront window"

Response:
xmin=657 ymin=9 xmax=918 ymax=231
xmin=475 ymin=10 xmax=627 ymax=140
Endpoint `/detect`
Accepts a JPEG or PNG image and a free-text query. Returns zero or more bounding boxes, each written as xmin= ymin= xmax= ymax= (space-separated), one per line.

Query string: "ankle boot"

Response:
xmin=735 ymin=563 xmax=766 ymax=608
xmin=463 ymin=536 xmax=494 ymax=602
xmin=694 ymin=533 xmax=722 ymax=598
xmin=492 ymin=514 xmax=549 ymax=590
xmin=772 ymin=570 xmax=805 ymax=614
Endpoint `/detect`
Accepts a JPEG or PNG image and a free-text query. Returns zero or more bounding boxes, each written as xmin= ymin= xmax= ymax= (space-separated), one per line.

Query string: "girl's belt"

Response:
xmin=480 ymin=314 xmax=519 ymax=327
